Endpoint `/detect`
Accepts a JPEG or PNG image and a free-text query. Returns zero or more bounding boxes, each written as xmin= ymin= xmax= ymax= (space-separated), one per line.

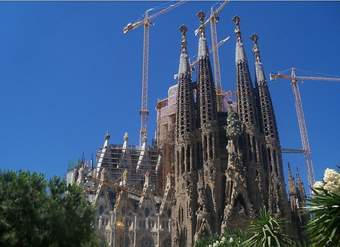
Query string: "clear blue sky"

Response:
xmin=0 ymin=1 xmax=339 ymax=188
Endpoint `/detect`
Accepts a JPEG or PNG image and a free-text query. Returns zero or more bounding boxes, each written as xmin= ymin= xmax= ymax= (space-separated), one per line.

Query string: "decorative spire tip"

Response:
xmin=179 ymin=25 xmax=188 ymax=51
xmin=232 ymin=16 xmax=240 ymax=26
xmin=197 ymin=11 xmax=205 ymax=23
xmin=250 ymin=33 xmax=259 ymax=44
xmin=179 ymin=24 xmax=188 ymax=35
xmin=196 ymin=11 xmax=206 ymax=37
xmin=251 ymin=33 xmax=261 ymax=62
xmin=233 ymin=16 xmax=241 ymax=39
xmin=105 ymin=130 xmax=110 ymax=140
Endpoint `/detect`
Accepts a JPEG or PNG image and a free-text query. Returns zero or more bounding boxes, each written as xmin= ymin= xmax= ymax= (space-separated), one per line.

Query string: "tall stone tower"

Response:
xmin=233 ymin=16 xmax=265 ymax=212
xmin=250 ymin=33 xmax=289 ymax=216
xmin=172 ymin=25 xmax=198 ymax=247
xmin=196 ymin=11 xmax=223 ymax=232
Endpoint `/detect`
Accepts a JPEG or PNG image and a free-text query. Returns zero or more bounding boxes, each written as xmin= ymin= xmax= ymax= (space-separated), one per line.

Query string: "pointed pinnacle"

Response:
xmin=179 ymin=24 xmax=188 ymax=35
xmin=251 ymin=33 xmax=261 ymax=62
xmin=179 ymin=25 xmax=188 ymax=51
xmin=197 ymin=11 xmax=205 ymax=24
xmin=123 ymin=132 xmax=128 ymax=141
xmin=232 ymin=16 xmax=240 ymax=26
xmin=250 ymin=33 xmax=259 ymax=44
xmin=197 ymin=11 xmax=206 ymax=37
xmin=233 ymin=16 xmax=241 ymax=39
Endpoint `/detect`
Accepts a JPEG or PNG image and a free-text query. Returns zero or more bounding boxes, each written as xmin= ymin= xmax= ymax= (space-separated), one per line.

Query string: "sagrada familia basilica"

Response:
xmin=66 ymin=11 xmax=307 ymax=247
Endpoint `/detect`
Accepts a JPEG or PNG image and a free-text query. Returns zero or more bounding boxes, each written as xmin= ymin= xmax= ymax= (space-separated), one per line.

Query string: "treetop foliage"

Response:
xmin=0 ymin=170 xmax=100 ymax=247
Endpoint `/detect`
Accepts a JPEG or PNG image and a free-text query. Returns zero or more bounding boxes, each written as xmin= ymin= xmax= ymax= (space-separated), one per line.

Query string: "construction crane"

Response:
xmin=270 ymin=67 xmax=340 ymax=190
xmin=210 ymin=0 xmax=230 ymax=112
xmin=281 ymin=148 xmax=304 ymax=154
xmin=195 ymin=0 xmax=230 ymax=111
xmin=123 ymin=1 xmax=185 ymax=146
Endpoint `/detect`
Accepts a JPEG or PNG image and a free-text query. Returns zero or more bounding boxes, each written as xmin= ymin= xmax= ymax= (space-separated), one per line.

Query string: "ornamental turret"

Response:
xmin=197 ymin=11 xmax=223 ymax=233
xmin=172 ymin=25 xmax=198 ymax=247
xmin=233 ymin=16 xmax=259 ymax=133
xmin=197 ymin=11 xmax=218 ymax=127
xmin=176 ymin=25 xmax=196 ymax=142
xmin=251 ymin=33 xmax=280 ymax=145
xmin=250 ymin=34 xmax=289 ymax=217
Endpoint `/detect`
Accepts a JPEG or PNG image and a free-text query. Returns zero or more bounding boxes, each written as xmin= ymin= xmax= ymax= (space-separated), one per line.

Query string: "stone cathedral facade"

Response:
xmin=156 ymin=13 xmax=298 ymax=246
xmin=67 ymin=12 xmax=306 ymax=247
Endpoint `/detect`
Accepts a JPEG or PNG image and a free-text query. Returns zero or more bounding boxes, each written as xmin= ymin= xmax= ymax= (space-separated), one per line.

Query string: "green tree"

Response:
xmin=307 ymin=188 xmax=340 ymax=247
xmin=243 ymin=209 xmax=293 ymax=247
xmin=0 ymin=170 xmax=100 ymax=247
xmin=194 ymin=235 xmax=217 ymax=247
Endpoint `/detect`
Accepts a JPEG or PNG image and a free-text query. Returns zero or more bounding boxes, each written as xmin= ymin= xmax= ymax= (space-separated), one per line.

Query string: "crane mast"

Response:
xmin=123 ymin=1 xmax=185 ymax=146
xmin=140 ymin=12 xmax=150 ymax=146
xmin=270 ymin=67 xmax=340 ymax=190
xmin=209 ymin=0 xmax=229 ymax=112
xmin=210 ymin=11 xmax=223 ymax=111
xmin=291 ymin=68 xmax=315 ymax=189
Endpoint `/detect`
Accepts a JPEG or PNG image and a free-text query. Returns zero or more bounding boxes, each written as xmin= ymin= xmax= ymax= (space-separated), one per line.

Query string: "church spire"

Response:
xmin=173 ymin=26 xmax=198 ymax=246
xmin=251 ymin=33 xmax=279 ymax=142
xmin=233 ymin=16 xmax=258 ymax=131
xmin=197 ymin=11 xmax=218 ymax=126
xmin=197 ymin=11 xmax=208 ymax=58
xmin=233 ymin=16 xmax=246 ymax=63
xmin=196 ymin=11 xmax=222 ymax=232
xmin=175 ymin=24 xmax=195 ymax=144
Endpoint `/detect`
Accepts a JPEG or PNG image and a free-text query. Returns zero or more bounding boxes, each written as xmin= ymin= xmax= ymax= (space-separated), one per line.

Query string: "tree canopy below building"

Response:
xmin=0 ymin=170 xmax=101 ymax=247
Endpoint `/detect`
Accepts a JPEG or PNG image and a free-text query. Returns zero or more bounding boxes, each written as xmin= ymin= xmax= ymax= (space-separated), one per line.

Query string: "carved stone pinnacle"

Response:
xmin=197 ymin=11 xmax=205 ymax=23
xmin=179 ymin=25 xmax=188 ymax=35
xmin=232 ymin=16 xmax=240 ymax=26
xmin=250 ymin=33 xmax=259 ymax=44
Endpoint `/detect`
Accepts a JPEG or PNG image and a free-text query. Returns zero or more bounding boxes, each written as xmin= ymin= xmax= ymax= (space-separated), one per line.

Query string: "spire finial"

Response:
xmin=250 ymin=33 xmax=258 ymax=43
xmin=232 ymin=16 xmax=241 ymax=40
xmin=178 ymin=25 xmax=190 ymax=75
xmin=123 ymin=132 xmax=128 ymax=141
xmin=197 ymin=11 xmax=206 ymax=37
xmin=105 ymin=129 xmax=110 ymax=140
xmin=197 ymin=11 xmax=205 ymax=23
xmin=232 ymin=15 xmax=240 ymax=25
xmin=250 ymin=33 xmax=261 ymax=63
xmin=179 ymin=25 xmax=188 ymax=52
